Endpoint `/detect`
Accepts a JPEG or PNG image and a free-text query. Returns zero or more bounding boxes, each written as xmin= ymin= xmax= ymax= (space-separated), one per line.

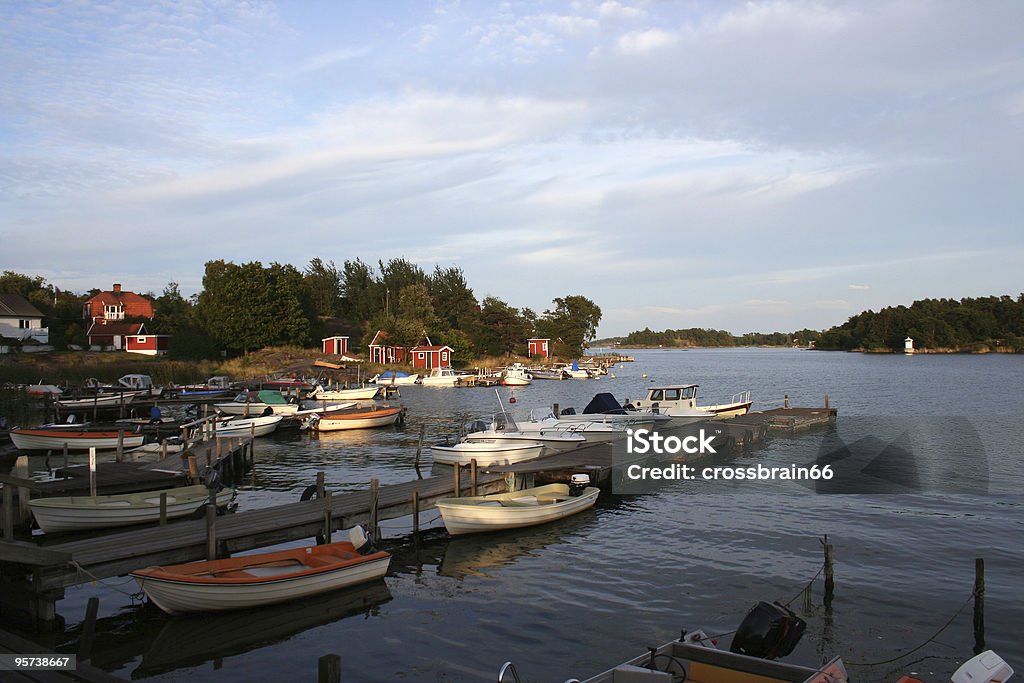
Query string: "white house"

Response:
xmin=0 ymin=293 xmax=48 ymax=343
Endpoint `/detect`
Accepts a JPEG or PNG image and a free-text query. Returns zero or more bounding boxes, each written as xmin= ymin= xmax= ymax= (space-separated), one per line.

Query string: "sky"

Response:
xmin=1 ymin=1 xmax=1022 ymax=337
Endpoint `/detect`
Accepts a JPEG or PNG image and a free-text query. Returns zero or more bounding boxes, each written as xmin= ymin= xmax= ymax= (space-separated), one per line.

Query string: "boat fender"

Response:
xmin=299 ymin=484 xmax=320 ymax=501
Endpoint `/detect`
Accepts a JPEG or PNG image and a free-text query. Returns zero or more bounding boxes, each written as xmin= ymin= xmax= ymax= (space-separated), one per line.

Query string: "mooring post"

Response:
xmin=88 ymin=447 xmax=97 ymax=497
xmin=453 ymin=463 xmax=461 ymax=497
xmin=206 ymin=504 xmax=217 ymax=560
xmin=471 ymin=459 xmax=478 ymax=496
xmin=974 ymin=557 xmax=985 ymax=653
xmin=317 ymin=471 xmax=326 ymax=499
xmin=79 ymin=596 xmax=99 ymax=663
xmin=318 ymin=654 xmax=341 ymax=683
xmin=2 ymin=486 xmax=14 ymax=540
xmin=822 ymin=535 xmax=834 ymax=603
xmin=206 ymin=446 xmax=213 ymax=470
xmin=159 ymin=491 xmax=168 ymax=525
xmin=187 ymin=454 xmax=199 ymax=482
xmin=369 ymin=478 xmax=380 ymax=541
xmin=553 ymin=403 xmax=560 ymax=417
xmin=824 ymin=394 xmax=830 ymax=410
xmin=161 ymin=438 xmax=168 ymax=460
xmin=250 ymin=424 xmax=256 ymax=460
xmin=322 ymin=490 xmax=333 ymax=544
xmin=411 ymin=488 xmax=420 ymax=536
xmin=116 ymin=429 xmax=124 ymax=463
xmin=784 ymin=394 xmax=790 ymax=409
xmin=414 ymin=423 xmax=425 ymax=477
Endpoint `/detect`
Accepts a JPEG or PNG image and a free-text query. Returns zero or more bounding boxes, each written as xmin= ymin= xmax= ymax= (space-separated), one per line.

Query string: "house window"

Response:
xmin=19 ymin=320 xmax=29 ymax=328
xmin=418 ymin=352 xmax=425 ymax=359
xmin=441 ymin=351 xmax=448 ymax=362
xmin=136 ymin=336 xmax=147 ymax=343
xmin=104 ymin=305 xmax=124 ymax=320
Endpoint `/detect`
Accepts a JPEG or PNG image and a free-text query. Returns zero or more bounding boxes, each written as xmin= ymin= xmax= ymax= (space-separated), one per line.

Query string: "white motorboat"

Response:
xmin=460 ymin=413 xmax=586 ymax=454
xmin=418 ymin=367 xmax=472 ymax=386
xmin=516 ymin=408 xmax=654 ymax=444
xmin=132 ymin=527 xmax=390 ymax=614
xmin=214 ymin=414 xmax=284 ymax=437
xmin=626 ymin=384 xmax=753 ymax=420
xmin=368 ymin=371 xmax=420 ymax=386
xmin=500 ymin=364 xmax=533 ymax=386
xmin=28 ymin=485 xmax=234 ymax=533
xmin=556 ymin=393 xmax=674 ymax=429
xmin=56 ymin=392 xmax=137 ymax=410
xmin=215 ymin=391 xmax=300 ymax=416
xmin=10 ymin=429 xmax=146 ymax=451
xmin=436 ymin=480 xmax=599 ymax=535
xmin=308 ymin=384 xmax=384 ymax=401
xmin=431 ymin=441 xmax=544 ymax=467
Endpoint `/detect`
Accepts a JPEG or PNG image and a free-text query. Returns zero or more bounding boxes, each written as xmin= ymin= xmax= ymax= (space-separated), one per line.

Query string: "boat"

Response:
xmin=626 ymin=384 xmax=753 ymax=420
xmin=214 ymin=390 xmax=300 ymax=416
xmin=214 ymin=414 xmax=284 ymax=437
xmin=24 ymin=382 xmax=62 ymax=397
xmin=10 ymin=429 xmax=146 ymax=451
xmin=417 ymin=367 xmax=473 ymax=386
xmin=460 ymin=413 xmax=586 ymax=454
xmin=515 ymin=408 xmax=655 ymax=444
xmin=131 ymin=527 xmax=391 ymax=614
xmin=560 ymin=360 xmax=593 ymax=379
xmin=556 ymin=392 xmax=674 ymax=428
xmin=431 ymin=441 xmax=544 ymax=467
xmin=28 ymin=484 xmax=235 ymax=533
xmin=172 ymin=376 xmax=234 ymax=398
xmin=500 ymin=364 xmax=533 ymax=386
xmin=368 ymin=371 xmax=420 ymax=386
xmin=305 ymin=404 xmax=404 ymax=431
xmin=307 ymin=384 xmax=384 ymax=401
xmin=527 ymin=367 xmax=569 ymax=380
xmin=436 ymin=479 xmax=599 ymax=535
xmin=55 ymin=392 xmax=137 ymax=410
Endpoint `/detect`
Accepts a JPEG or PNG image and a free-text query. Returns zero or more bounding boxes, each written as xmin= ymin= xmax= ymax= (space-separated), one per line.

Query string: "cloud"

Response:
xmin=848 ymin=284 xmax=871 ymax=290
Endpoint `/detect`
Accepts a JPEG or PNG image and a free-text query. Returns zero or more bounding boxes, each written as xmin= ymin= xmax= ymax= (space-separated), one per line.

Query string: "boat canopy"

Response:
xmin=378 ymin=371 xmax=411 ymax=379
xmin=257 ymin=390 xmax=289 ymax=404
xmin=582 ymin=393 xmax=628 ymax=415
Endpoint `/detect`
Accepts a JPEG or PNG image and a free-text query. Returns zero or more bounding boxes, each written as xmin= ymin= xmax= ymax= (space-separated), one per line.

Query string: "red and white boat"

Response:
xmin=132 ymin=529 xmax=391 ymax=614
xmin=10 ymin=429 xmax=145 ymax=451
xmin=305 ymin=405 xmax=403 ymax=431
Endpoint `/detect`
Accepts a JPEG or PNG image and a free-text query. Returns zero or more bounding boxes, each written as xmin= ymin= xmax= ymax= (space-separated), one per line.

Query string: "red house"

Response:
xmin=410 ymin=345 xmax=453 ymax=369
xmin=368 ymin=330 xmax=407 ymax=364
xmin=124 ymin=333 xmax=171 ymax=356
xmin=321 ymin=336 xmax=349 ymax=355
xmin=528 ymin=338 xmax=550 ymax=358
xmin=83 ymin=283 xmax=154 ymax=325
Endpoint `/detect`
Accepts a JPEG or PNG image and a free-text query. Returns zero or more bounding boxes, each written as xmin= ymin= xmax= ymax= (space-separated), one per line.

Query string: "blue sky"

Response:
xmin=2 ymin=1 xmax=1021 ymax=336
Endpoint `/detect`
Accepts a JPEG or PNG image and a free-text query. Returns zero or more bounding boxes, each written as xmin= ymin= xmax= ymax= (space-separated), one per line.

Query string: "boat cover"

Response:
xmin=582 ymin=393 xmax=628 ymax=415
xmin=257 ymin=390 xmax=289 ymax=404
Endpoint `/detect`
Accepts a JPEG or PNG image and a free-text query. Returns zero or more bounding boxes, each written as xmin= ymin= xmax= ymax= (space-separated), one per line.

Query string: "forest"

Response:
xmin=0 ymin=260 xmax=602 ymax=362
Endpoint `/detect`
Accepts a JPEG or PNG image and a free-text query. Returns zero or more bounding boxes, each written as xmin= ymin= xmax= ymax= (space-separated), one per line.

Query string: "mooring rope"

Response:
xmin=70 ymin=560 xmax=145 ymax=602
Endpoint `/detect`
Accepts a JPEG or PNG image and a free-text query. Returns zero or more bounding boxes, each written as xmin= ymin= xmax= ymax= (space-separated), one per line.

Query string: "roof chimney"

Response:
xmin=113 ymin=283 xmax=122 ymax=293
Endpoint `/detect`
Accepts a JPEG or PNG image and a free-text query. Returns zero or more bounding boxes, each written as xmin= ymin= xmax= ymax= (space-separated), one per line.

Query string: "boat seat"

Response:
xmin=535 ymin=495 xmax=568 ymax=504
xmin=499 ymin=496 xmax=539 ymax=507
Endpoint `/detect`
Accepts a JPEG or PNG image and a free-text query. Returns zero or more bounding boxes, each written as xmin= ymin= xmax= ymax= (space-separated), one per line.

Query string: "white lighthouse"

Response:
xmin=904 ymin=336 xmax=914 ymax=354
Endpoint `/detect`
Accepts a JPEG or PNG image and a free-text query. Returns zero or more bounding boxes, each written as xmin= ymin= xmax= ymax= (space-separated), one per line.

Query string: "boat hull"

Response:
xmin=10 ymin=430 xmax=146 ymax=451
xmin=436 ymin=484 xmax=599 ymax=535
xmin=216 ymin=415 xmax=284 ymax=437
xmin=431 ymin=442 xmax=544 ymax=466
xmin=312 ymin=407 xmax=403 ymax=431
xmin=55 ymin=393 xmax=137 ymax=409
xmin=462 ymin=432 xmax=585 ymax=455
xmin=132 ymin=543 xmax=391 ymax=614
xmin=29 ymin=485 xmax=234 ymax=533
xmin=310 ymin=386 xmax=383 ymax=400
xmin=214 ymin=402 xmax=299 ymax=416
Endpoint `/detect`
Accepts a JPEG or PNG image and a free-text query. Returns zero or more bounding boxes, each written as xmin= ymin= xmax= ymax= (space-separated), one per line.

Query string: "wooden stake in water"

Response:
xmin=318 ymin=654 xmax=341 ymax=683
xmin=821 ymin=535 xmax=834 ymax=603
xmin=974 ymin=557 xmax=985 ymax=653
xmin=88 ymin=447 xmax=97 ymax=497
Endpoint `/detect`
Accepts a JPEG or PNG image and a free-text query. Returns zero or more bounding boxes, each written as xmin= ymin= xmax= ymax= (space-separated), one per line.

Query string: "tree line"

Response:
xmin=0 ymin=261 xmax=603 ymax=362
xmin=619 ymin=327 xmax=821 ymax=348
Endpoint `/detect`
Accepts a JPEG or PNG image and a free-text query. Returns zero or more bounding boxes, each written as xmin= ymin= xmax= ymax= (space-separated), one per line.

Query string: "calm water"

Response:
xmin=21 ymin=349 xmax=1024 ymax=682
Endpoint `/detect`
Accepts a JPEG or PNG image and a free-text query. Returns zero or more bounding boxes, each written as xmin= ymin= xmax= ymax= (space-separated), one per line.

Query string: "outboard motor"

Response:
xmin=569 ymin=473 xmax=591 ymax=497
xmin=348 ymin=525 xmax=375 ymax=555
xmin=729 ymin=601 xmax=806 ymax=660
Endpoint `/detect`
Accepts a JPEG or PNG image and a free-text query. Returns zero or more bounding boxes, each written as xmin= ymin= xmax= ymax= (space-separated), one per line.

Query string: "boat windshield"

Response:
xmin=493 ymin=412 xmax=519 ymax=432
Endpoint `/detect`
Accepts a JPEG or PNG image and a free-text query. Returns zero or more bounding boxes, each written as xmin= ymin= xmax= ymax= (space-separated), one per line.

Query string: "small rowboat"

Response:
xmin=132 ymin=530 xmax=391 ymax=614
xmin=431 ymin=441 xmax=544 ymax=467
xmin=28 ymin=485 xmax=234 ymax=534
xmin=307 ymin=405 xmax=403 ymax=431
xmin=10 ymin=429 xmax=146 ymax=451
xmin=436 ymin=482 xmax=599 ymax=536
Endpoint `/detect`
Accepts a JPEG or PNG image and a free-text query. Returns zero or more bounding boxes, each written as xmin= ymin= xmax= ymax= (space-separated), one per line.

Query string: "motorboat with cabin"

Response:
xmin=625 ymin=384 xmax=753 ymax=421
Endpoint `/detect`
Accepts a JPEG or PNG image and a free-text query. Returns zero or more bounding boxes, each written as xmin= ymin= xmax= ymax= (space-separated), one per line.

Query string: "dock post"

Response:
xmin=974 ymin=558 xmax=985 ymax=653
xmin=412 ymin=488 xmax=420 ymax=536
xmin=206 ymin=446 xmax=213 ymax=470
xmin=116 ymin=429 xmax=124 ymax=463
xmin=159 ymin=492 xmax=168 ymax=525
xmin=821 ymin=535 xmax=834 ymax=604
xmin=784 ymin=394 xmax=790 ymax=409
xmin=824 ymin=394 xmax=830 ymax=410
xmin=453 ymin=464 xmax=461 ymax=497
xmin=322 ymin=490 xmax=333 ymax=544
xmin=79 ymin=596 xmax=99 ymax=663
xmin=92 ymin=393 xmax=98 ymax=422
xmin=88 ymin=447 xmax=97 ymax=497
xmin=414 ymin=424 xmax=425 ymax=478
xmin=187 ymin=455 xmax=199 ymax=482
xmin=2 ymin=486 xmax=13 ymax=540
xmin=471 ymin=459 xmax=478 ymax=496
xmin=318 ymin=654 xmax=341 ymax=683
xmin=553 ymin=403 xmax=560 ymax=417
xmin=206 ymin=504 xmax=217 ymax=560
xmin=250 ymin=424 xmax=256 ymax=461
xmin=161 ymin=438 xmax=168 ymax=460
xmin=317 ymin=471 xmax=326 ymax=499
xmin=369 ymin=478 xmax=380 ymax=541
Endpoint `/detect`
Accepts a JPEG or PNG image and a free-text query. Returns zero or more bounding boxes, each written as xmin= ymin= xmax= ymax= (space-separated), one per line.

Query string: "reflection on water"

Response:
xmin=36 ymin=349 xmax=1024 ymax=682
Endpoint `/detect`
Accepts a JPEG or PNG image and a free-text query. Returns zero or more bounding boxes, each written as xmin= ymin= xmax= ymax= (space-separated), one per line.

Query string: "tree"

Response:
xmin=430 ymin=265 xmax=478 ymax=329
xmin=150 ymin=282 xmax=193 ymax=335
xmin=340 ymin=259 xmax=381 ymax=323
xmin=475 ymin=296 xmax=530 ymax=357
xmin=305 ymin=258 xmax=343 ymax=317
xmin=538 ymin=295 xmax=602 ymax=356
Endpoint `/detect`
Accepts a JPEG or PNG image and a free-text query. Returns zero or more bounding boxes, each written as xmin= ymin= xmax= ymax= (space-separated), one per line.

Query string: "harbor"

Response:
xmin=0 ymin=349 xmax=1021 ymax=682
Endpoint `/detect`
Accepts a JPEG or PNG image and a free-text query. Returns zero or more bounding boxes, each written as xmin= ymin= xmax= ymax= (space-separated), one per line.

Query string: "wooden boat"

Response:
xmin=131 ymin=534 xmax=391 ymax=614
xmin=10 ymin=429 xmax=146 ymax=451
xmin=306 ymin=405 xmax=403 ymax=431
xmin=28 ymin=485 xmax=234 ymax=533
xmin=214 ymin=414 xmax=284 ymax=437
xmin=436 ymin=482 xmax=599 ymax=535
xmin=431 ymin=441 xmax=544 ymax=467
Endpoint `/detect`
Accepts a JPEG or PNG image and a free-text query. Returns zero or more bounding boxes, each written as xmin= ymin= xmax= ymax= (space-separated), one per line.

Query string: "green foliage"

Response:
xmin=340 ymin=258 xmax=381 ymax=323
xmin=817 ymin=295 xmax=1024 ymax=351
xmin=622 ymin=327 xmax=821 ymax=348
xmin=475 ymin=296 xmax=530 ymax=357
xmin=536 ymin=295 xmax=602 ymax=357
xmin=305 ymin=258 xmax=343 ymax=317
xmin=430 ymin=266 xmax=478 ymax=329
xmin=150 ymin=282 xmax=194 ymax=335
xmin=439 ymin=327 xmax=475 ymax=363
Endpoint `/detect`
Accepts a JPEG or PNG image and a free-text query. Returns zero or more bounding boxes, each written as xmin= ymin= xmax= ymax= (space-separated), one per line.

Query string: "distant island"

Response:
xmin=601 ymin=295 xmax=1024 ymax=354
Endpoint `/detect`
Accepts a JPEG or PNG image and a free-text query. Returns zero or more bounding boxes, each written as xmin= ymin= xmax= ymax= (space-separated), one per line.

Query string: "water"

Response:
xmin=21 ymin=349 xmax=1024 ymax=682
